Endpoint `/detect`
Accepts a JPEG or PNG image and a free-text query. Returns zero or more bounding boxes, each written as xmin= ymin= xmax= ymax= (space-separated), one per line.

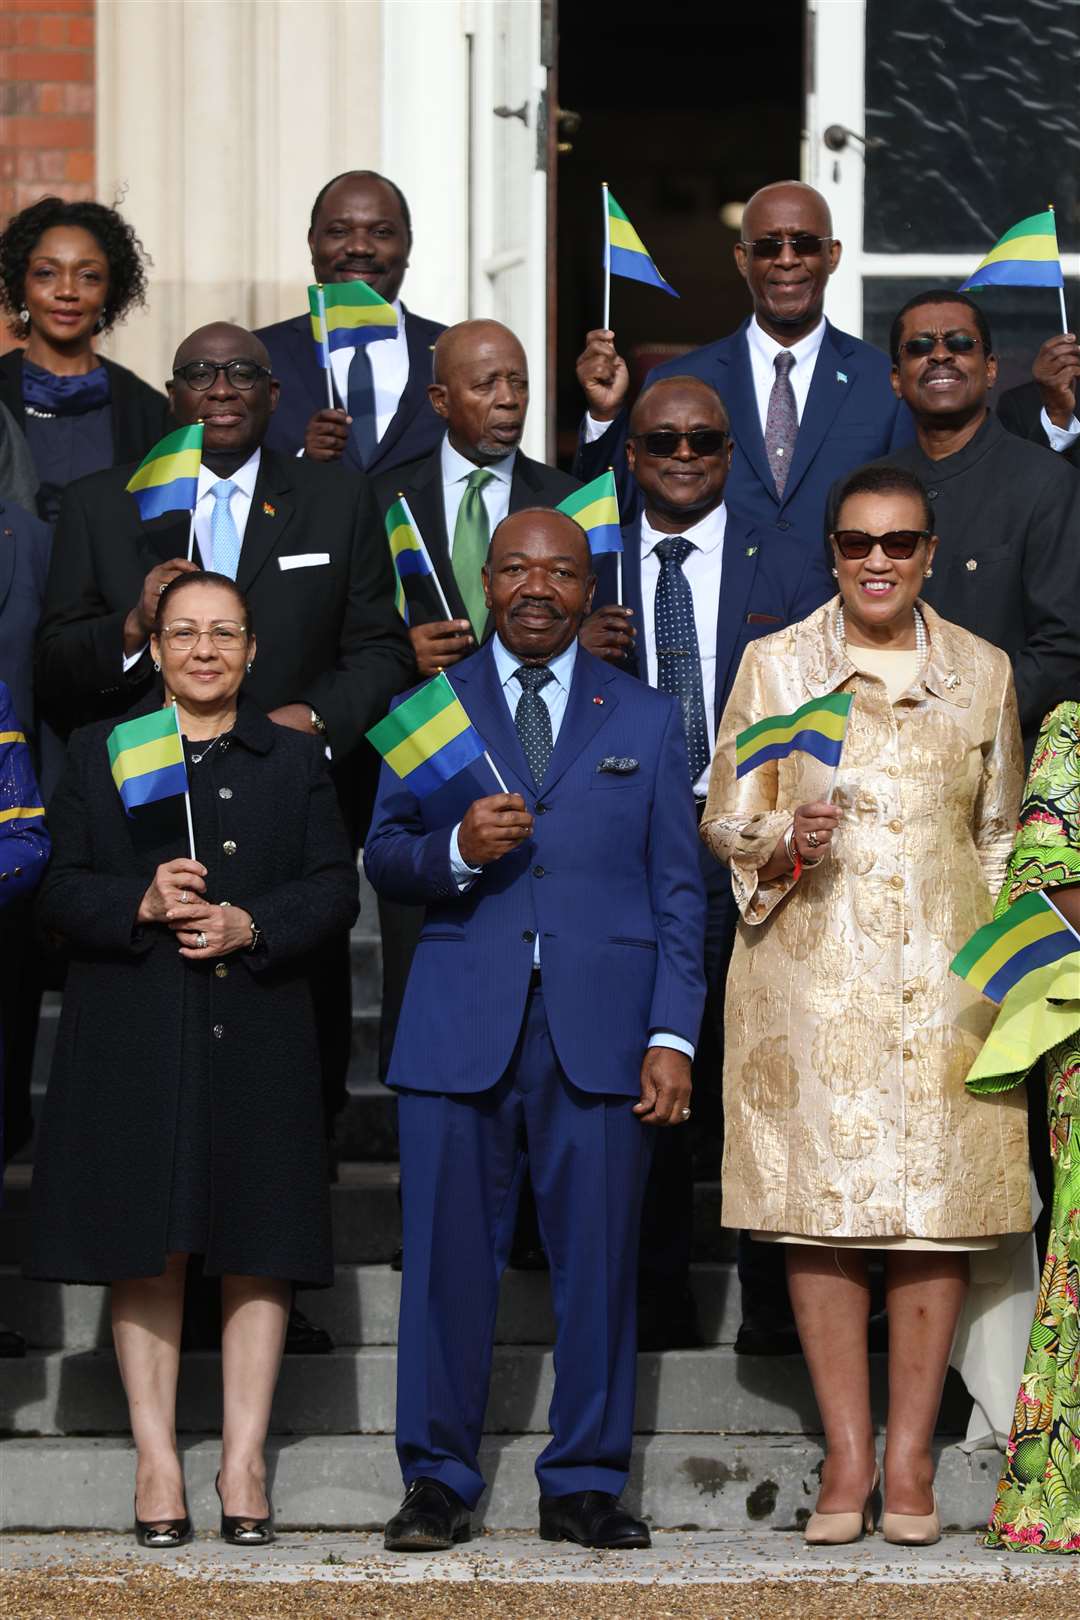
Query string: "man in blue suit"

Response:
xmin=580 ymin=375 xmax=830 ymax=1352
xmin=365 ymin=508 xmax=705 ymax=1551
xmin=575 ymin=180 xmax=913 ymax=550
xmin=255 ymin=170 xmax=446 ymax=478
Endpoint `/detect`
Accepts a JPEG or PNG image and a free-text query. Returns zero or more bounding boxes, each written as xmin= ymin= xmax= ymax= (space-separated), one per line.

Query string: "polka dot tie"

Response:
xmin=765 ymin=349 xmax=798 ymax=499
xmin=654 ymin=536 xmax=710 ymax=783
xmin=210 ymin=479 xmax=241 ymax=580
xmin=513 ymin=665 xmax=555 ymax=787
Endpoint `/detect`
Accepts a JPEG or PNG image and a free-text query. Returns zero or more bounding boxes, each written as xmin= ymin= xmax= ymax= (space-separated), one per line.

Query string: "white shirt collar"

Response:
xmin=197 ymin=446 xmax=261 ymax=500
xmin=493 ymin=632 xmax=578 ymax=694
xmin=641 ymin=500 xmax=727 ymax=557
xmin=746 ymin=314 xmax=826 ymax=376
xmin=441 ymin=433 xmax=517 ymax=487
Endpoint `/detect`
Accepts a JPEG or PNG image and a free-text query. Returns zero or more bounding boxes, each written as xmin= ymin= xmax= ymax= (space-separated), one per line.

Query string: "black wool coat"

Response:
xmin=27 ymin=693 xmax=359 ymax=1286
xmin=0 ymin=349 xmax=171 ymax=468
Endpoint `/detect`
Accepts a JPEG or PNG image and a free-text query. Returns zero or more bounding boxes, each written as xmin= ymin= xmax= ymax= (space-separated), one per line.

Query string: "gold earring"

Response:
xmin=924 ymin=567 xmax=933 ymax=579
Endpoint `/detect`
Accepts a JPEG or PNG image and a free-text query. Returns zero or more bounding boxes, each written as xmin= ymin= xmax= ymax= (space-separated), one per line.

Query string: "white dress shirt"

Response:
xmin=638 ymin=503 xmax=726 ymax=799
xmin=328 ymin=298 xmax=410 ymax=444
xmin=1040 ymin=405 xmax=1080 ymax=454
xmin=122 ymin=448 xmax=262 ymax=672
xmin=744 ymin=314 xmax=826 ymax=432
xmin=447 ymin=633 xmax=693 ymax=1058
xmin=440 ymin=434 xmax=515 ymax=549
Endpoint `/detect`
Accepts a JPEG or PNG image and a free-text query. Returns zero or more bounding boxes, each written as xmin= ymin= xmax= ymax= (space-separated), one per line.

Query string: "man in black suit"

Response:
xmin=998 ymin=332 xmax=1080 ymax=470
xmin=255 ymin=170 xmax=446 ymax=480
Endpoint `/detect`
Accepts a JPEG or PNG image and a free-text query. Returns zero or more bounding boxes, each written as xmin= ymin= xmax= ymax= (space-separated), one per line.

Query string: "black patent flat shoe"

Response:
xmin=133 ymin=1496 xmax=193 ymax=1549
xmin=215 ymin=1472 xmax=275 ymax=1546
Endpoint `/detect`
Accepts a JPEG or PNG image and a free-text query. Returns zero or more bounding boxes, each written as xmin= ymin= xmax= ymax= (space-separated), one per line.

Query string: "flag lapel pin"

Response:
xmin=746 ymin=545 xmax=758 ymax=556
xmin=262 ymin=501 xmax=276 ymax=517
xmin=593 ymin=695 xmax=605 ymax=705
xmin=836 ymin=370 xmax=848 ymax=384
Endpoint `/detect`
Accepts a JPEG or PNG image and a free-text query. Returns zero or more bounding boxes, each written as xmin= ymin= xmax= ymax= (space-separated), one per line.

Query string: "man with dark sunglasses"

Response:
xmin=838 ymin=288 xmax=1080 ymax=750
xmin=574 ymin=180 xmax=913 ymax=554
xmin=580 ymin=374 xmax=831 ymax=1351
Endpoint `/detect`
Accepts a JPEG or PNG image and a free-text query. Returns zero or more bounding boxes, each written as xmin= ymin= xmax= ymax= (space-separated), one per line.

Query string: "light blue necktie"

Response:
xmin=210 ymin=479 xmax=241 ymax=580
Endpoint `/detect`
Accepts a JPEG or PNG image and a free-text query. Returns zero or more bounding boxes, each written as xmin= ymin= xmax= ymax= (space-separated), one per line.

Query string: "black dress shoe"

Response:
xmin=384 ymin=1479 xmax=471 ymax=1551
xmin=733 ymin=1318 xmax=801 ymax=1357
xmin=0 ymin=1324 xmax=26 ymax=1359
xmin=134 ymin=1497 xmax=193 ymax=1549
xmin=508 ymin=1244 xmax=549 ymax=1271
xmin=284 ymin=1305 xmax=333 ymax=1355
xmin=390 ymin=1244 xmax=403 ymax=1272
xmin=539 ymin=1490 xmax=650 ymax=1549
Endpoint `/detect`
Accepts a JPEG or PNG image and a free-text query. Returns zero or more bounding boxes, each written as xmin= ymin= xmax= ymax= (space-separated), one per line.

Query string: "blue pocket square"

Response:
xmin=597 ymin=756 xmax=639 ymax=774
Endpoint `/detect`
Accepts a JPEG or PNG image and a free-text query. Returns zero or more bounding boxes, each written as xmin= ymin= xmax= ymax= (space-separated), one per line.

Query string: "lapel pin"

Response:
xmin=593 ymin=695 xmax=605 ymax=705
xmin=836 ymin=370 xmax=848 ymax=384
xmin=262 ymin=501 xmax=276 ymax=517
xmin=746 ymin=545 xmax=758 ymax=556
xmin=944 ymin=671 xmax=961 ymax=690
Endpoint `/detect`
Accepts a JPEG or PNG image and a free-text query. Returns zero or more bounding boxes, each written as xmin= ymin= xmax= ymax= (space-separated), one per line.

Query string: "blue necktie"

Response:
xmin=347 ymin=345 xmax=378 ymax=468
xmin=210 ymin=480 xmax=241 ymax=580
xmin=513 ymin=665 xmax=555 ymax=786
xmin=653 ymin=535 xmax=710 ymax=782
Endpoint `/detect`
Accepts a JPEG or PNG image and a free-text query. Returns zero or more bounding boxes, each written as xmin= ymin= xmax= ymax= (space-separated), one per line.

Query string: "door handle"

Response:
xmin=823 ymin=123 xmax=885 ymax=152
xmin=494 ymin=102 xmax=529 ymax=126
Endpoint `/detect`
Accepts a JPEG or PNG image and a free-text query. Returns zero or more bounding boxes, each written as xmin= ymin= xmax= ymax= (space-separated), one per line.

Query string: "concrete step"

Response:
xmin=0 ymin=1433 xmax=1002 ymax=1532
xmin=0 ymin=1345 xmax=970 ymax=1439
xmin=1 ymin=1262 xmax=742 ymax=1351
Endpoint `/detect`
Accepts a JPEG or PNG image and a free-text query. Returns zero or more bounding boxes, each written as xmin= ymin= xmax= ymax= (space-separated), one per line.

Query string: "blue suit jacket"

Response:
xmin=364 ymin=642 xmax=706 ymax=1098
xmin=592 ymin=511 xmax=833 ymax=731
xmin=0 ymin=498 xmax=51 ymax=746
xmin=255 ymin=304 xmax=447 ymax=479
xmin=576 ymin=317 xmax=914 ymax=550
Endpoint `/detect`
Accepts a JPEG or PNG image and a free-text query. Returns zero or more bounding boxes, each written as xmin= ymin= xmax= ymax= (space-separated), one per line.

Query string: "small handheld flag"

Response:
xmin=385 ymin=495 xmax=453 ymax=626
xmin=108 ymin=705 xmax=187 ymax=809
xmin=950 ymin=890 xmax=1080 ymax=1005
xmin=602 ymin=184 xmax=679 ymax=326
xmin=557 ymin=470 xmax=622 ymax=556
xmin=367 ymin=673 xmax=493 ymax=798
xmin=125 ymin=424 xmax=203 ymax=523
xmin=735 ymin=692 xmax=854 ymax=780
xmin=308 ymin=281 xmax=398 ymax=369
xmin=959 ymin=206 xmax=1068 ymax=333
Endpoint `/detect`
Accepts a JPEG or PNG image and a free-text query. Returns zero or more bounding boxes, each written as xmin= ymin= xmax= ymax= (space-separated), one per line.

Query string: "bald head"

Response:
xmin=741 ymin=181 xmax=832 ymax=242
xmin=630 ymin=374 xmax=730 ymax=437
xmin=429 ymin=320 xmax=530 ymax=462
xmin=483 ymin=507 xmax=595 ymax=663
xmin=168 ymin=322 xmax=278 ymax=472
xmin=173 ymin=322 xmax=270 ymax=371
xmin=734 ymin=181 xmax=840 ymax=342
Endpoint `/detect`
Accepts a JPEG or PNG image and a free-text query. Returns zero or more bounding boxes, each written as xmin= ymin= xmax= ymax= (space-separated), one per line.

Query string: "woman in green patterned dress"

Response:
xmin=973 ymin=702 xmax=1080 ymax=1553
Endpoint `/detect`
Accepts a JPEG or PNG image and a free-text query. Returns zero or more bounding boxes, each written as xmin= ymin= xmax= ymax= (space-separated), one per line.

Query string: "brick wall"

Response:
xmin=0 ymin=0 xmax=96 ymax=224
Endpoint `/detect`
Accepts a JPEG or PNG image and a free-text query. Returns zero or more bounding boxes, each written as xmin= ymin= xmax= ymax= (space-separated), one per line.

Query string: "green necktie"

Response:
xmin=452 ymin=467 xmax=494 ymax=634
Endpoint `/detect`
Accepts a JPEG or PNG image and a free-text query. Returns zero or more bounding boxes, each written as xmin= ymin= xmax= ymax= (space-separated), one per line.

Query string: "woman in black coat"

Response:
xmin=28 ymin=571 xmax=359 ymax=1546
xmin=0 ymin=196 xmax=170 ymax=523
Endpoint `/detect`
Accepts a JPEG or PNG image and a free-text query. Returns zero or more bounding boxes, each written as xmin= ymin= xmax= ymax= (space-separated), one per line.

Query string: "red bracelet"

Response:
xmin=784 ymin=823 xmax=803 ymax=882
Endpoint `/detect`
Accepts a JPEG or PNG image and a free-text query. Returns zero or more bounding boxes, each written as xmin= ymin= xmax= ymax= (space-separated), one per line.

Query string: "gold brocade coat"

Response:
xmin=700 ymin=599 xmax=1029 ymax=1240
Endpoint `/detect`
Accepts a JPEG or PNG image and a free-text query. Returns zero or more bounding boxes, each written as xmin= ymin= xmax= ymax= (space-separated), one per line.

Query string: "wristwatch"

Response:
xmin=310 ymin=708 xmax=327 ymax=736
xmin=248 ymin=918 xmax=263 ymax=953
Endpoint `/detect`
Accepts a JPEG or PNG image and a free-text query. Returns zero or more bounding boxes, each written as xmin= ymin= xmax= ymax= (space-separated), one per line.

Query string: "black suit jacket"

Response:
xmin=0 ymin=350 xmax=171 ymax=470
xmin=371 ymin=441 xmax=580 ymax=626
xmin=255 ymin=305 xmax=447 ymax=479
xmin=999 ymin=378 xmax=1080 ymax=470
xmin=36 ymin=450 xmax=414 ymax=771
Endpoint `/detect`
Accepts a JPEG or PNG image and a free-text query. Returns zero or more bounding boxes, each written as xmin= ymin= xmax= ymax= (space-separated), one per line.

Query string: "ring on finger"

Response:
xmin=179 ymin=890 xmax=191 ymax=904
xmin=195 ymin=931 xmax=207 ymax=949
xmin=806 ymin=829 xmax=820 ymax=848
xmin=681 ymin=1107 xmax=692 ymax=1120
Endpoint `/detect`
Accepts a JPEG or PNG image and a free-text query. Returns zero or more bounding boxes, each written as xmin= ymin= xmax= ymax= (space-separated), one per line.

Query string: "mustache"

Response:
xmin=510 ymin=599 xmax=564 ymax=621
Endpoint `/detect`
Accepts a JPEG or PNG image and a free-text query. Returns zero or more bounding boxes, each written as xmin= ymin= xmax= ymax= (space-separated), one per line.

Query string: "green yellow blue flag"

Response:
xmin=557 ymin=470 xmax=622 ymax=556
xmin=959 ymin=209 xmax=1064 ymax=291
xmin=950 ymin=890 xmax=1080 ymax=1005
xmin=385 ymin=495 xmax=438 ymax=624
xmin=125 ymin=424 xmax=203 ymax=521
xmin=735 ymin=692 xmax=853 ymax=779
xmin=367 ymin=673 xmax=486 ymax=799
xmin=107 ymin=706 xmax=187 ymax=814
xmin=604 ymin=187 xmax=679 ymax=299
xmin=308 ymin=281 xmax=398 ymax=369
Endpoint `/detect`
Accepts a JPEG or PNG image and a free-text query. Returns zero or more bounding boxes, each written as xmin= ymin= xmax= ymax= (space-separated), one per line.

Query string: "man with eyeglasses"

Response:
xmin=847 ymin=288 xmax=1080 ymax=749
xmin=575 ymin=180 xmax=913 ymax=550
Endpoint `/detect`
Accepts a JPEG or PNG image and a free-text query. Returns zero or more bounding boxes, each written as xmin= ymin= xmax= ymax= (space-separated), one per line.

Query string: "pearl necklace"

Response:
xmin=836 ymin=604 xmax=928 ymax=662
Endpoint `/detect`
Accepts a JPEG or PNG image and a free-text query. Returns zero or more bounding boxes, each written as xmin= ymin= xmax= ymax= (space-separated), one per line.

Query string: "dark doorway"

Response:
xmin=554 ymin=3 xmax=805 ymax=466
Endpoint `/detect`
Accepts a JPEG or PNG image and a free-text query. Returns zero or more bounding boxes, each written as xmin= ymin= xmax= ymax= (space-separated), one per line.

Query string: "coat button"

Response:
xmin=889 ymin=819 xmax=902 ymax=833
xmin=966 ymin=558 xmax=978 ymax=571
xmin=215 ymin=962 xmax=228 ymax=979
xmin=522 ymin=929 xmax=535 ymax=944
xmin=212 ymin=1024 xmax=224 ymax=1039
xmin=533 ymin=865 xmax=545 ymax=878
xmin=535 ymin=801 xmax=548 ymax=814
xmin=223 ymin=840 xmax=237 ymax=855
xmin=902 ymin=988 xmax=913 ymax=1004
xmin=776 ymin=520 xmax=790 ymax=531
xmin=13 ymin=867 xmax=21 ymax=876
xmin=890 ymin=875 xmax=904 ymax=890
xmin=887 ymin=765 xmax=900 ymax=778
xmin=219 ymin=787 xmax=233 ymax=800
xmin=926 ymin=489 xmax=939 ymax=499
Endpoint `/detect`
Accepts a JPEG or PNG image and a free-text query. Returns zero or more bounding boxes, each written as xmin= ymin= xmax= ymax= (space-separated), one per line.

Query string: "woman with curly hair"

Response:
xmin=966 ymin=702 xmax=1080 ymax=1553
xmin=0 ymin=196 xmax=170 ymax=522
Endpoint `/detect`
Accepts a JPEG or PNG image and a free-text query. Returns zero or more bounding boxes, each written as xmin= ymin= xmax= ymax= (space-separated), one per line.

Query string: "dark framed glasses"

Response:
xmin=631 ymin=428 xmax=729 ymax=458
xmin=172 ymin=359 xmax=271 ymax=391
xmin=898 ymin=332 xmax=982 ymax=359
xmin=741 ymin=234 xmax=833 ymax=259
xmin=831 ymin=529 xmax=931 ymax=560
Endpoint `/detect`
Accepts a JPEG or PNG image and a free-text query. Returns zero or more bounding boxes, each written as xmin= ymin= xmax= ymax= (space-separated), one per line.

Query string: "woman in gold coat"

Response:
xmin=702 ymin=464 xmax=1027 ymax=1547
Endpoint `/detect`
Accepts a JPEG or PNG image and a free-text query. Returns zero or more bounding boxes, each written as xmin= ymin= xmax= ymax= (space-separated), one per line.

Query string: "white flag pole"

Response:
xmin=1048 ymin=206 xmax=1069 ymax=334
xmin=173 ymin=701 xmax=197 ymax=862
xmin=602 ymin=182 xmax=612 ymax=331
xmin=316 ymin=285 xmax=336 ymax=408
xmin=484 ymin=750 xmax=509 ymax=794
xmin=186 ymin=507 xmax=197 ymax=564
xmin=398 ymin=492 xmax=455 ymax=621
xmin=824 ymin=704 xmax=853 ymax=807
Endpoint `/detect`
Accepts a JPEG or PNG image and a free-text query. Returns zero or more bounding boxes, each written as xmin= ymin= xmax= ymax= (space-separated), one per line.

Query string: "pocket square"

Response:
xmin=278 ymin=553 xmax=330 ymax=571
xmin=597 ymin=756 xmax=639 ymax=774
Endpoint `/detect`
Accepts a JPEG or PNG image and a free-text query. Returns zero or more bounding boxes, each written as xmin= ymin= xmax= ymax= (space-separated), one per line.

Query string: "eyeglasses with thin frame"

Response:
xmin=160 ymin=621 xmax=247 ymax=650
xmin=171 ymin=359 xmax=271 ymax=392
xmin=898 ymin=332 xmax=982 ymax=360
xmin=630 ymin=428 xmax=729 ymax=458
xmin=831 ymin=530 xmax=931 ymax=561
xmin=740 ymin=234 xmax=834 ymax=260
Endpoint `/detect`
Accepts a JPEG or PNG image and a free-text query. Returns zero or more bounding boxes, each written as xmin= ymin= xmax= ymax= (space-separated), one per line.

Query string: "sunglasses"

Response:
xmin=831 ymin=529 xmax=931 ymax=560
xmin=898 ymin=332 xmax=982 ymax=360
xmin=740 ymin=234 xmax=833 ymax=259
xmin=631 ymin=429 xmax=729 ymax=458
xmin=172 ymin=359 xmax=271 ymax=391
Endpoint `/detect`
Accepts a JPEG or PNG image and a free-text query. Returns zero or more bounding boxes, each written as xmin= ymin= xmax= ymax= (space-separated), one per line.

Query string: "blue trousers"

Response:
xmin=395 ymin=983 xmax=653 ymax=1508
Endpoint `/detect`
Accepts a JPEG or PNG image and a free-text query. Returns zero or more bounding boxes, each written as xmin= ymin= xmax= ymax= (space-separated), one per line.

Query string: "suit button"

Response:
xmin=215 ymin=962 xmax=228 ymax=979
xmin=13 ymin=867 xmax=21 ymax=877
xmin=533 ymin=865 xmax=545 ymax=878
xmin=219 ymin=787 xmax=233 ymax=800
xmin=776 ymin=520 xmax=790 ymax=531
xmin=522 ymin=930 xmax=535 ymax=944
xmin=902 ymin=988 xmax=913 ymax=1003
xmin=966 ymin=558 xmax=978 ymax=572
xmin=213 ymin=1024 xmax=224 ymax=1039
xmin=887 ymin=765 xmax=900 ymax=778
xmin=889 ymin=819 xmax=902 ymax=834
xmin=535 ymin=802 xmax=548 ymax=814
xmin=902 ymin=1046 xmax=913 ymax=1061
xmin=890 ymin=875 xmax=904 ymax=890
xmin=223 ymin=840 xmax=237 ymax=855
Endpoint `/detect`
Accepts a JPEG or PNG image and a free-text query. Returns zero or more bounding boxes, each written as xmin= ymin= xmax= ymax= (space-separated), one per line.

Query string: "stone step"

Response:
xmin=0 ymin=1345 xmax=970 ymax=1439
xmin=0 ymin=1433 xmax=1000 ymax=1533
xmin=1 ymin=1261 xmax=742 ymax=1351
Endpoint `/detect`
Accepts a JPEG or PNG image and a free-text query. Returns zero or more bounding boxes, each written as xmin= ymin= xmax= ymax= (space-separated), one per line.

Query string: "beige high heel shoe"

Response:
xmin=804 ymin=1466 xmax=881 ymax=1546
xmin=882 ymin=1489 xmax=940 ymax=1546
